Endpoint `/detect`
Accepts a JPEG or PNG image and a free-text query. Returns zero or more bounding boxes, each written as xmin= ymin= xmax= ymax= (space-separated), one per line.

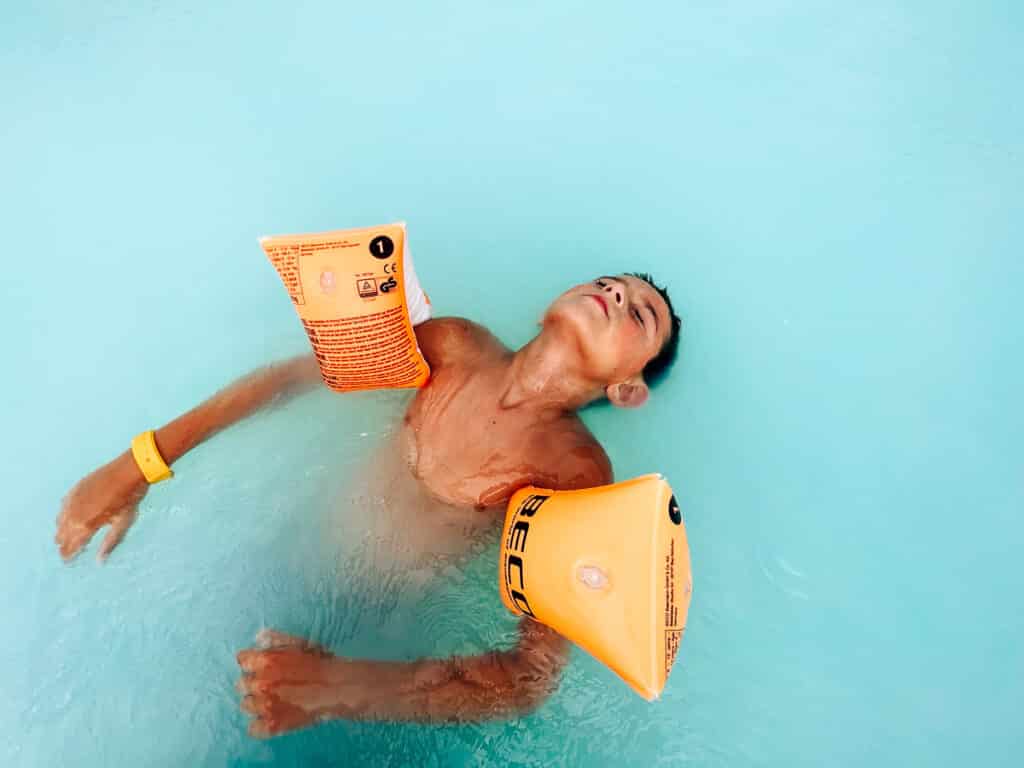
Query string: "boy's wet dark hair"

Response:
xmin=629 ymin=272 xmax=682 ymax=386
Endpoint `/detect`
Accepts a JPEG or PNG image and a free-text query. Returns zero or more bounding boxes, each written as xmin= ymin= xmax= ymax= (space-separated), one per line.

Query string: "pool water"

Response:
xmin=3 ymin=1 xmax=1022 ymax=766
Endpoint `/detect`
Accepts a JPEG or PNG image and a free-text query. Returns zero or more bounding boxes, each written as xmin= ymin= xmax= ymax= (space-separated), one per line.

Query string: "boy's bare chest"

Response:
xmin=399 ymin=370 xmax=571 ymax=508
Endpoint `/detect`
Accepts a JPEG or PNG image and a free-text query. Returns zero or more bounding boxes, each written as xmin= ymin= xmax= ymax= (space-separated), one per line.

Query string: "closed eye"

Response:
xmin=632 ymin=307 xmax=644 ymax=327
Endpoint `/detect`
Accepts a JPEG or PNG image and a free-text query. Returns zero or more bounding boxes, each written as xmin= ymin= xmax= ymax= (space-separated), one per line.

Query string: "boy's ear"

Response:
xmin=606 ymin=376 xmax=649 ymax=409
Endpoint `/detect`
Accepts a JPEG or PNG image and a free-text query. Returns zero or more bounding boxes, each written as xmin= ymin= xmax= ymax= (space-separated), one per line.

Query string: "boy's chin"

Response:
xmin=543 ymin=311 xmax=616 ymax=373
xmin=542 ymin=309 xmax=594 ymax=348
xmin=545 ymin=300 xmax=605 ymax=335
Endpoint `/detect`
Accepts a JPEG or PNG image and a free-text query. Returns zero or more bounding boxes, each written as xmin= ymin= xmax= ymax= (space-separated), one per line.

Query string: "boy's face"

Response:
xmin=544 ymin=275 xmax=672 ymax=386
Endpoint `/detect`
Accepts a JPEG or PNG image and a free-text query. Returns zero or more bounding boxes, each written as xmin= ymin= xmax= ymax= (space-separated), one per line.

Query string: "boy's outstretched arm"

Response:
xmin=55 ymin=354 xmax=321 ymax=561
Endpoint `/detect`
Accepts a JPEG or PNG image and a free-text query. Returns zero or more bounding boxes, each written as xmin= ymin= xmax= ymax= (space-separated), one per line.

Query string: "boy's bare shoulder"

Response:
xmin=519 ymin=415 xmax=613 ymax=493
xmin=414 ymin=317 xmax=508 ymax=369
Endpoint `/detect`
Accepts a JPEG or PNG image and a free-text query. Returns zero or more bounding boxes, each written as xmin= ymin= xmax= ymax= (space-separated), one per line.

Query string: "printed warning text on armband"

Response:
xmin=297 ymin=239 xmax=360 ymax=254
xmin=301 ymin=306 xmax=425 ymax=390
xmin=263 ymin=245 xmax=304 ymax=305
xmin=664 ymin=538 xmax=679 ymax=628
xmin=665 ymin=629 xmax=682 ymax=676
xmin=663 ymin=537 xmax=685 ymax=675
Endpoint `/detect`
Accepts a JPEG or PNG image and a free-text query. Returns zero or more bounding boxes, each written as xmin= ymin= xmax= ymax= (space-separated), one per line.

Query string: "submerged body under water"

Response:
xmin=231 ymin=304 xmax=635 ymax=735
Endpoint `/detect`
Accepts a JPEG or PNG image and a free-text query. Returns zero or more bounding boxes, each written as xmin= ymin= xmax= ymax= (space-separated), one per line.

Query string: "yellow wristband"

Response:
xmin=131 ymin=430 xmax=174 ymax=484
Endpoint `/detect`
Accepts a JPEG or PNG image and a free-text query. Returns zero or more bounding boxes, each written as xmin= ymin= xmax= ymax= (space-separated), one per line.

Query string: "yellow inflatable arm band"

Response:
xmin=499 ymin=474 xmax=693 ymax=700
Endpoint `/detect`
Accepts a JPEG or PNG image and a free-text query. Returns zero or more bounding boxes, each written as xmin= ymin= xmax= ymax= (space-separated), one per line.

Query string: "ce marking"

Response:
xmin=384 ymin=262 xmax=399 ymax=274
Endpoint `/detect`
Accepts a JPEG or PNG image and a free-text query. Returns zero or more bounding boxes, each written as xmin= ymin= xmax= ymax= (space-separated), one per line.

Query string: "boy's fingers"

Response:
xmin=236 ymin=676 xmax=270 ymax=695
xmin=248 ymin=719 xmax=273 ymax=739
xmin=57 ymin=490 xmax=79 ymax=529
xmin=98 ymin=513 xmax=134 ymax=562
xmin=236 ymin=650 xmax=265 ymax=673
xmin=255 ymin=629 xmax=318 ymax=651
xmin=247 ymin=709 xmax=313 ymax=738
xmin=58 ymin=525 xmax=91 ymax=561
xmin=240 ymin=695 xmax=271 ymax=716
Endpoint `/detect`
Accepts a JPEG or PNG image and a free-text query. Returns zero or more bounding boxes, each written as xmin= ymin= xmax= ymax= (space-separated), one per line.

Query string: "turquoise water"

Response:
xmin=3 ymin=1 xmax=1022 ymax=765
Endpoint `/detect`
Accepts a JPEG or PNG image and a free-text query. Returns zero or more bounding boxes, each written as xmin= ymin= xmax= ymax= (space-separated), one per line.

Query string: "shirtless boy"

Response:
xmin=55 ymin=273 xmax=681 ymax=737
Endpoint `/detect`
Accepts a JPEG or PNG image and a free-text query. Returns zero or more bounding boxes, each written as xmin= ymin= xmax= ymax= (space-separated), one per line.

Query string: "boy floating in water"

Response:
xmin=55 ymin=274 xmax=681 ymax=737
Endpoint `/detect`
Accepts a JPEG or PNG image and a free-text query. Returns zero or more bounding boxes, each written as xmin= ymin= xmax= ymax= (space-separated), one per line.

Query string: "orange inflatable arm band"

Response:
xmin=260 ymin=222 xmax=432 ymax=392
xmin=500 ymin=474 xmax=693 ymax=700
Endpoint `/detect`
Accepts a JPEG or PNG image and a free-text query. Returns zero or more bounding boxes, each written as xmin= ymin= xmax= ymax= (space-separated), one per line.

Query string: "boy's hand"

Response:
xmin=236 ymin=630 xmax=352 ymax=738
xmin=56 ymin=452 xmax=148 ymax=562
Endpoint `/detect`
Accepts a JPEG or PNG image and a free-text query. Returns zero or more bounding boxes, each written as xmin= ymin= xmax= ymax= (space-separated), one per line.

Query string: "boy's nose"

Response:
xmin=603 ymin=280 xmax=624 ymax=307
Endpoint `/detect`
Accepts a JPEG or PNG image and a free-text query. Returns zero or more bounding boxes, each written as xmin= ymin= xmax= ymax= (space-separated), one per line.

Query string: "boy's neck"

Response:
xmin=498 ymin=327 xmax=603 ymax=413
